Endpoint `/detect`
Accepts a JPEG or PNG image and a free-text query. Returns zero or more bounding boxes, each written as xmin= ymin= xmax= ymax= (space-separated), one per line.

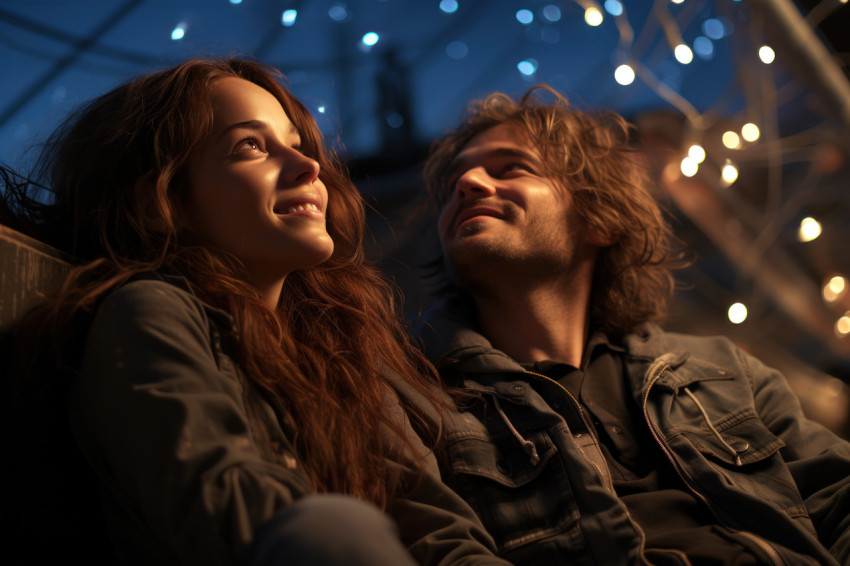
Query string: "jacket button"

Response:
xmin=731 ymin=440 xmax=749 ymax=453
xmin=496 ymin=459 xmax=513 ymax=476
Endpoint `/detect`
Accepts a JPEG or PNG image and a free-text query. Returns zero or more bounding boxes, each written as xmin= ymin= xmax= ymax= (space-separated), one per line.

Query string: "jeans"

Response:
xmin=250 ymin=494 xmax=418 ymax=566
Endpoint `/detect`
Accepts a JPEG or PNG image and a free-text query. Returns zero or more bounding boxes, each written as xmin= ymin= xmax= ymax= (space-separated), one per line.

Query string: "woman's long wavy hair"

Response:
xmin=8 ymin=58 xmax=440 ymax=509
xmin=424 ymin=86 xmax=683 ymax=336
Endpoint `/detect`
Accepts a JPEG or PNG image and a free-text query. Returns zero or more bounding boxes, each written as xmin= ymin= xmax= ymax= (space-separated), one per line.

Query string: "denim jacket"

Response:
xmin=412 ymin=300 xmax=850 ymax=566
xmin=69 ymin=276 xmax=508 ymax=566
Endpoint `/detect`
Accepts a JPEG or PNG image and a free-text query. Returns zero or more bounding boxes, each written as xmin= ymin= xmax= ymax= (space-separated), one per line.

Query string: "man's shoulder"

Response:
xmin=624 ymin=322 xmax=743 ymax=362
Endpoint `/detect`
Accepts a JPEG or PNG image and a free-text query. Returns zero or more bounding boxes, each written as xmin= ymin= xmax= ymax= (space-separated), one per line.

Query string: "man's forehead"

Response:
xmin=450 ymin=122 xmax=540 ymax=168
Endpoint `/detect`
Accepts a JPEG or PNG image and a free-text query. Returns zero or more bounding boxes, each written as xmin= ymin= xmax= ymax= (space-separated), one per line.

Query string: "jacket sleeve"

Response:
xmin=743 ymin=348 xmax=850 ymax=563
xmin=384 ymin=374 xmax=512 ymax=566
xmin=70 ymin=280 xmax=312 ymax=565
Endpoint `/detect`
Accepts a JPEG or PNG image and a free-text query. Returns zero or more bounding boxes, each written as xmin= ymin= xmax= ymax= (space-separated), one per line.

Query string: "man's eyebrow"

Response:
xmin=447 ymin=146 xmax=540 ymax=176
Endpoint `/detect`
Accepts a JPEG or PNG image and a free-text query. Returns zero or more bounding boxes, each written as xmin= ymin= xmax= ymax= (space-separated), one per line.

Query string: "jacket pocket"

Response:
xmin=443 ymin=429 xmax=580 ymax=553
xmin=671 ymin=408 xmax=808 ymax=519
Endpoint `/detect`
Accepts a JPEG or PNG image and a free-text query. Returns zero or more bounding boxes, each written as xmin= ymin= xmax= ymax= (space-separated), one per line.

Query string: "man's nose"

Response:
xmin=454 ymin=166 xmax=495 ymax=200
xmin=281 ymin=148 xmax=320 ymax=186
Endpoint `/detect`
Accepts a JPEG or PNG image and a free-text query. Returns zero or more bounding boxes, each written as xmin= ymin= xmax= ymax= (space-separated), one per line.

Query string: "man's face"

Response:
xmin=437 ymin=122 xmax=593 ymax=288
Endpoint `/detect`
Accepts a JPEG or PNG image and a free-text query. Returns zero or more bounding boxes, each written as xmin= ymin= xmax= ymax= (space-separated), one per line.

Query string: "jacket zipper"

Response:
xmin=641 ymin=357 xmax=783 ymax=566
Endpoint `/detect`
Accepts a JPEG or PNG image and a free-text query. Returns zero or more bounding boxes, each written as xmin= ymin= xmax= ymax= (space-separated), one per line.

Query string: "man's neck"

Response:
xmin=474 ymin=277 xmax=592 ymax=368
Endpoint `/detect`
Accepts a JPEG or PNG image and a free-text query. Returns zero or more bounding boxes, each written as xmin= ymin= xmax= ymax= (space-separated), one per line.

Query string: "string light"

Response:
xmin=439 ymin=0 xmax=459 ymax=14
xmin=741 ymin=122 xmax=760 ymax=142
xmin=614 ymin=64 xmax=635 ymax=85
xmin=542 ymin=5 xmax=561 ymax=21
xmin=361 ymin=32 xmax=380 ymax=46
xmin=728 ymin=302 xmax=748 ymax=324
xmin=516 ymin=9 xmax=534 ymax=24
xmin=603 ymin=0 xmax=623 ymax=16
xmin=517 ymin=59 xmax=538 ymax=76
xmin=585 ymin=7 xmax=603 ymax=26
xmin=722 ymin=130 xmax=741 ymax=149
xmin=674 ymin=44 xmax=693 ymax=64
xmin=721 ymin=160 xmax=738 ymax=185
xmin=759 ymin=45 xmax=776 ymax=64
xmin=823 ymin=276 xmax=846 ymax=302
xmin=688 ymin=144 xmax=706 ymax=163
xmin=281 ymin=10 xmax=297 ymax=27
xmin=680 ymin=156 xmax=698 ymax=177
xmin=836 ymin=313 xmax=850 ymax=337
xmin=798 ymin=217 xmax=822 ymax=242
xmin=170 ymin=24 xmax=186 ymax=40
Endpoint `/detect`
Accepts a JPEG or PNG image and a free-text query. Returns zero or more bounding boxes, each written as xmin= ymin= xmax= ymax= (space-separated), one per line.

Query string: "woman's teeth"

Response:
xmin=282 ymin=203 xmax=320 ymax=214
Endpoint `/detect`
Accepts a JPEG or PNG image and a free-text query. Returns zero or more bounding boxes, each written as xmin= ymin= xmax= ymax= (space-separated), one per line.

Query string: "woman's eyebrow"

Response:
xmin=215 ymin=120 xmax=299 ymax=142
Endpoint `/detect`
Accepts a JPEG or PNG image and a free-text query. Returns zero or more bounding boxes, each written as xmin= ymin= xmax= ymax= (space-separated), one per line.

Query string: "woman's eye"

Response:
xmin=234 ymin=137 xmax=263 ymax=153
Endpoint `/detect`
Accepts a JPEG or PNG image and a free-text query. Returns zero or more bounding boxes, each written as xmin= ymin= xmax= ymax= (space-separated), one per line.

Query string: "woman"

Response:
xmin=2 ymin=59 xmax=505 ymax=565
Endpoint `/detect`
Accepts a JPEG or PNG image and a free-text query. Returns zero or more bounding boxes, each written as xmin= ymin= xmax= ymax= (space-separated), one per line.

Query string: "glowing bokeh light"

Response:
xmin=824 ymin=276 xmax=847 ymax=302
xmin=516 ymin=9 xmax=534 ymax=24
xmin=542 ymin=4 xmax=561 ymax=21
xmin=281 ymin=10 xmax=297 ymax=26
xmin=585 ymin=7 xmax=603 ymax=26
xmin=362 ymin=32 xmax=380 ymax=46
xmin=722 ymin=131 xmax=741 ymax=149
xmin=517 ymin=59 xmax=538 ymax=76
xmin=439 ymin=0 xmax=459 ymax=14
xmin=674 ymin=44 xmax=693 ymax=64
xmin=836 ymin=314 xmax=850 ymax=337
xmin=171 ymin=25 xmax=185 ymax=40
xmin=688 ymin=144 xmax=706 ymax=163
xmin=614 ymin=64 xmax=635 ymax=85
xmin=741 ymin=123 xmax=760 ymax=142
xmin=604 ymin=0 xmax=623 ymax=16
xmin=721 ymin=162 xmax=738 ymax=184
xmin=798 ymin=217 xmax=822 ymax=242
xmin=680 ymin=156 xmax=698 ymax=177
xmin=759 ymin=45 xmax=776 ymax=64
xmin=728 ymin=303 xmax=748 ymax=324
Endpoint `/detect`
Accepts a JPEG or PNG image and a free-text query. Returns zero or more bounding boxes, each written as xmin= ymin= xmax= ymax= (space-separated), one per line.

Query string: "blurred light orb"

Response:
xmin=722 ymin=131 xmax=741 ymax=149
xmin=721 ymin=162 xmax=738 ymax=184
xmin=693 ymin=36 xmax=714 ymax=59
xmin=680 ymin=156 xmax=698 ymax=177
xmin=328 ymin=3 xmax=348 ymax=21
xmin=614 ymin=64 xmax=635 ymax=85
xmin=439 ymin=0 xmax=459 ymax=14
xmin=446 ymin=40 xmax=469 ymax=59
xmin=604 ymin=0 xmax=623 ymax=16
xmin=542 ymin=4 xmax=561 ymax=21
xmin=674 ymin=44 xmax=693 ymax=64
xmin=741 ymin=123 xmax=760 ymax=142
xmin=171 ymin=25 xmax=186 ymax=40
xmin=702 ymin=18 xmax=725 ymax=39
xmin=517 ymin=59 xmax=538 ymax=76
xmin=798 ymin=217 xmax=822 ymax=242
xmin=362 ymin=32 xmax=380 ymax=46
xmin=585 ymin=7 xmax=603 ymax=26
xmin=824 ymin=276 xmax=847 ymax=302
xmin=281 ymin=10 xmax=297 ymax=26
xmin=759 ymin=45 xmax=776 ymax=64
xmin=516 ymin=9 xmax=534 ymax=24
xmin=836 ymin=314 xmax=850 ymax=337
xmin=728 ymin=303 xmax=747 ymax=324
xmin=688 ymin=144 xmax=706 ymax=163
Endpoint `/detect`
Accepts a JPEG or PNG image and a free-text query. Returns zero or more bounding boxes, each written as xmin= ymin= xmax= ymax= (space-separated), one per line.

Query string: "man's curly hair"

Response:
xmin=424 ymin=85 xmax=682 ymax=336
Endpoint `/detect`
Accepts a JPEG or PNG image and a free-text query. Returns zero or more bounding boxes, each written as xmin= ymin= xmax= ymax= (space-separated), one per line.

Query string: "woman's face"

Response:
xmin=184 ymin=77 xmax=334 ymax=300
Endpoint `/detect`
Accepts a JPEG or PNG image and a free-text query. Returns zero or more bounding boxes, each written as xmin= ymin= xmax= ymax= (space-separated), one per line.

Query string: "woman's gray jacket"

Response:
xmin=69 ymin=275 xmax=509 ymax=566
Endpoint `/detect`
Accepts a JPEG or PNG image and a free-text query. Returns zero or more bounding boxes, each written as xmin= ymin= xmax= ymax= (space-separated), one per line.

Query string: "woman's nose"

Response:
xmin=283 ymin=149 xmax=320 ymax=185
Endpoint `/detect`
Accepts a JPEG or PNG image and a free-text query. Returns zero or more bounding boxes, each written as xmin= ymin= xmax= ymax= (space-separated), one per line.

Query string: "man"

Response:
xmin=411 ymin=87 xmax=850 ymax=565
